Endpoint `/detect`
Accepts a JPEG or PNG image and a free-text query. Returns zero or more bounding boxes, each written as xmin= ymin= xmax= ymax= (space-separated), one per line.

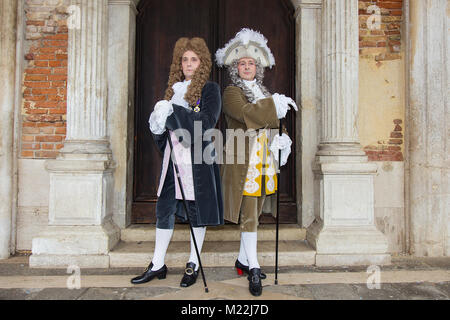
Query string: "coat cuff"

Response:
xmin=148 ymin=100 xmax=174 ymax=134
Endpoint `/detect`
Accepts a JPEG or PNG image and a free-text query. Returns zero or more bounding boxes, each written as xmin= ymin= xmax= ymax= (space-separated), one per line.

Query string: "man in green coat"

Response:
xmin=215 ymin=28 xmax=298 ymax=296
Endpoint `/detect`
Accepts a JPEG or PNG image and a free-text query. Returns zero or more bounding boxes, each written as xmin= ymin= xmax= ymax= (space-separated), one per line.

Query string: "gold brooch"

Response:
xmin=192 ymin=99 xmax=201 ymax=113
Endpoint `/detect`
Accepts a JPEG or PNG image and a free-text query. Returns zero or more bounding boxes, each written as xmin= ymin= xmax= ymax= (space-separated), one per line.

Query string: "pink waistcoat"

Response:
xmin=157 ymin=131 xmax=195 ymax=201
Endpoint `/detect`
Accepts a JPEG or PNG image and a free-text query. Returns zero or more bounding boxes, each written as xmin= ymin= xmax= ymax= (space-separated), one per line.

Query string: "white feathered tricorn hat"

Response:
xmin=215 ymin=28 xmax=275 ymax=69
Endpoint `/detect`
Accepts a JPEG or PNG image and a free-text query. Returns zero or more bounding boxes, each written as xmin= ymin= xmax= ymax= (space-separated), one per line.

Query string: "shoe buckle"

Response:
xmin=185 ymin=267 xmax=194 ymax=276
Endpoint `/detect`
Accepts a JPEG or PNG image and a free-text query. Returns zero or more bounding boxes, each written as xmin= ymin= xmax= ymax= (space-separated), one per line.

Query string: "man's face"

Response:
xmin=237 ymin=57 xmax=256 ymax=81
xmin=182 ymin=50 xmax=201 ymax=81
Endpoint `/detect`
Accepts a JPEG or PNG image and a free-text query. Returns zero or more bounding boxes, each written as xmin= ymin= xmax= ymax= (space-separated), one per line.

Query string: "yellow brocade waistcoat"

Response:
xmin=243 ymin=129 xmax=277 ymax=197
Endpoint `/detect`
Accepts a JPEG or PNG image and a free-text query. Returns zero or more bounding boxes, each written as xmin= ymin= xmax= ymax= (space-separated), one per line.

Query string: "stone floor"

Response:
xmin=0 ymin=254 xmax=449 ymax=301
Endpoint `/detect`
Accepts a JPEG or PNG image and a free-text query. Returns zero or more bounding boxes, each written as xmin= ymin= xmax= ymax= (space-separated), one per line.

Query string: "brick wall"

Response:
xmin=20 ymin=0 xmax=404 ymax=160
xmin=359 ymin=0 xmax=403 ymax=61
xmin=21 ymin=0 xmax=68 ymax=159
xmin=359 ymin=0 xmax=404 ymax=162
xmin=363 ymin=119 xmax=404 ymax=161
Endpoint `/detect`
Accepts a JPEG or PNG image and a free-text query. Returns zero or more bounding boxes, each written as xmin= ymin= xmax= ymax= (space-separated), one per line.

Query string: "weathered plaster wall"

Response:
xmin=358 ymin=57 xmax=406 ymax=254
xmin=357 ymin=48 xmax=406 ymax=254
xmin=359 ymin=58 xmax=405 ymax=161
xmin=357 ymin=1 xmax=406 ymax=253
xmin=16 ymin=159 xmax=49 ymax=251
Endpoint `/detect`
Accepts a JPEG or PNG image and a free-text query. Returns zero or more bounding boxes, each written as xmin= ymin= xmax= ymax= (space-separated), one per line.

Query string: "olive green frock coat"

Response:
xmin=220 ymin=85 xmax=281 ymax=224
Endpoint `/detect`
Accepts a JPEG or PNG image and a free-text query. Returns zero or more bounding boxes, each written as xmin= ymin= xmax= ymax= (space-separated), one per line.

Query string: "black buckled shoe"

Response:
xmin=247 ymin=268 xmax=263 ymax=296
xmin=131 ymin=262 xmax=167 ymax=284
xmin=235 ymin=259 xmax=267 ymax=279
xmin=180 ymin=262 xmax=198 ymax=287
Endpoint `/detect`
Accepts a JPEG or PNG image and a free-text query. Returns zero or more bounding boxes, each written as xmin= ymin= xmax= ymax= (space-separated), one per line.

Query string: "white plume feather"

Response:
xmin=215 ymin=28 xmax=275 ymax=68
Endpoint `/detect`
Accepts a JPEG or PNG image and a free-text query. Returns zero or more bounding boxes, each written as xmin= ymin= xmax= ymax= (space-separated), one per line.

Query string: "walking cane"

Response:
xmin=166 ymin=131 xmax=209 ymax=293
xmin=275 ymin=119 xmax=282 ymax=285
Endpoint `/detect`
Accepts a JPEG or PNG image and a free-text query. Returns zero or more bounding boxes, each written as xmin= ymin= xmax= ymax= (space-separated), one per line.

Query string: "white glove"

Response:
xmin=269 ymin=133 xmax=292 ymax=167
xmin=272 ymin=93 xmax=299 ymax=119
xmin=148 ymin=100 xmax=174 ymax=135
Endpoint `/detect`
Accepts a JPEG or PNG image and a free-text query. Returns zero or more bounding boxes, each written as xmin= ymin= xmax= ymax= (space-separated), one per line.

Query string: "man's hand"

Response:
xmin=272 ymin=93 xmax=299 ymax=119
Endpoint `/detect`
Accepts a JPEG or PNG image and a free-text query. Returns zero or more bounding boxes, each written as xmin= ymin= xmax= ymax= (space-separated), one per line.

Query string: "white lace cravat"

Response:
xmin=242 ymin=79 xmax=293 ymax=168
xmin=243 ymin=79 xmax=266 ymax=102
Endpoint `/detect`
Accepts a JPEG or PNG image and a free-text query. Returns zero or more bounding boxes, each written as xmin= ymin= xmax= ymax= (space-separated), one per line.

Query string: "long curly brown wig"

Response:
xmin=164 ymin=37 xmax=212 ymax=106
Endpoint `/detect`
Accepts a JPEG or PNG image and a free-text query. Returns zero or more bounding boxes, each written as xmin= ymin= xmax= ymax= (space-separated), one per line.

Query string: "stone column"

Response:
xmin=306 ymin=0 xmax=390 ymax=266
xmin=0 ymin=0 xmax=18 ymax=260
xmin=408 ymin=0 xmax=449 ymax=257
xmin=107 ymin=0 xmax=138 ymax=228
xmin=30 ymin=0 xmax=120 ymax=268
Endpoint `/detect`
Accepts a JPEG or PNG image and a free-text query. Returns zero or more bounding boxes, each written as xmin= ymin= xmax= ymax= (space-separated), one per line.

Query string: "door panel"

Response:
xmin=133 ymin=0 xmax=218 ymax=223
xmin=133 ymin=0 xmax=296 ymax=224
xmin=218 ymin=0 xmax=296 ymax=223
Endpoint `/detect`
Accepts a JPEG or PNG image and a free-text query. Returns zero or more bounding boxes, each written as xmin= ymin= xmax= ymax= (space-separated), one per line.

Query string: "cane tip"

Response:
xmin=205 ymin=287 xmax=209 ymax=293
xmin=275 ymin=280 xmax=278 ymax=285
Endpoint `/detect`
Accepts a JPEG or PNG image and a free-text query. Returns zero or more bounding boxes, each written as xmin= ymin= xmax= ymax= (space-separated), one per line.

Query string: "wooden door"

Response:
xmin=133 ymin=0 xmax=296 ymax=223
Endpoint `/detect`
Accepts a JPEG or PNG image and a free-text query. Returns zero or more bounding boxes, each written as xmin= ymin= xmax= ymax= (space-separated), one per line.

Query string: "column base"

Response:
xmin=30 ymin=219 xmax=120 ymax=268
xmin=307 ymin=220 xmax=391 ymax=266
xmin=306 ymin=155 xmax=391 ymax=266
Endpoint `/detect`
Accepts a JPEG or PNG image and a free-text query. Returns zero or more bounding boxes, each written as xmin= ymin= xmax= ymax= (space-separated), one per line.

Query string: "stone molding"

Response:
xmin=292 ymin=0 xmax=322 ymax=226
xmin=407 ymin=0 xmax=449 ymax=257
xmin=0 ymin=0 xmax=19 ymax=260
xmin=108 ymin=0 xmax=138 ymax=14
xmin=107 ymin=0 xmax=139 ymax=228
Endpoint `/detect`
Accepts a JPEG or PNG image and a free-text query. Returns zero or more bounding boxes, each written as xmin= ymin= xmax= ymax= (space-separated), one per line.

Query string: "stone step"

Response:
xmin=120 ymin=224 xmax=306 ymax=242
xmin=108 ymin=240 xmax=316 ymax=268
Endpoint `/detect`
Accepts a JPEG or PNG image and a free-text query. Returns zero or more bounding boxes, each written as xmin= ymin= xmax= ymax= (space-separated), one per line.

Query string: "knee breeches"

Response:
xmin=239 ymin=175 xmax=267 ymax=233
xmin=156 ymin=160 xmax=200 ymax=229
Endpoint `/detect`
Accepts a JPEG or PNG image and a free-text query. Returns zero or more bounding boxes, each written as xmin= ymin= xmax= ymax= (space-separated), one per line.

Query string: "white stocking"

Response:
xmin=188 ymin=227 xmax=206 ymax=271
xmin=238 ymin=234 xmax=248 ymax=266
xmin=241 ymin=232 xmax=260 ymax=270
xmin=151 ymin=228 xmax=174 ymax=271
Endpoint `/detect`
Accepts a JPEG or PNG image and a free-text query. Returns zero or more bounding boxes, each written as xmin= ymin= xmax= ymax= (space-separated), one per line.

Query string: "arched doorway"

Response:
xmin=132 ymin=0 xmax=297 ymax=224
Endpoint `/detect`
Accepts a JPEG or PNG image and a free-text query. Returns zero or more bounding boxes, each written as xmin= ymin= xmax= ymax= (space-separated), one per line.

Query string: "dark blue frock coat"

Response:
xmin=152 ymin=81 xmax=224 ymax=227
